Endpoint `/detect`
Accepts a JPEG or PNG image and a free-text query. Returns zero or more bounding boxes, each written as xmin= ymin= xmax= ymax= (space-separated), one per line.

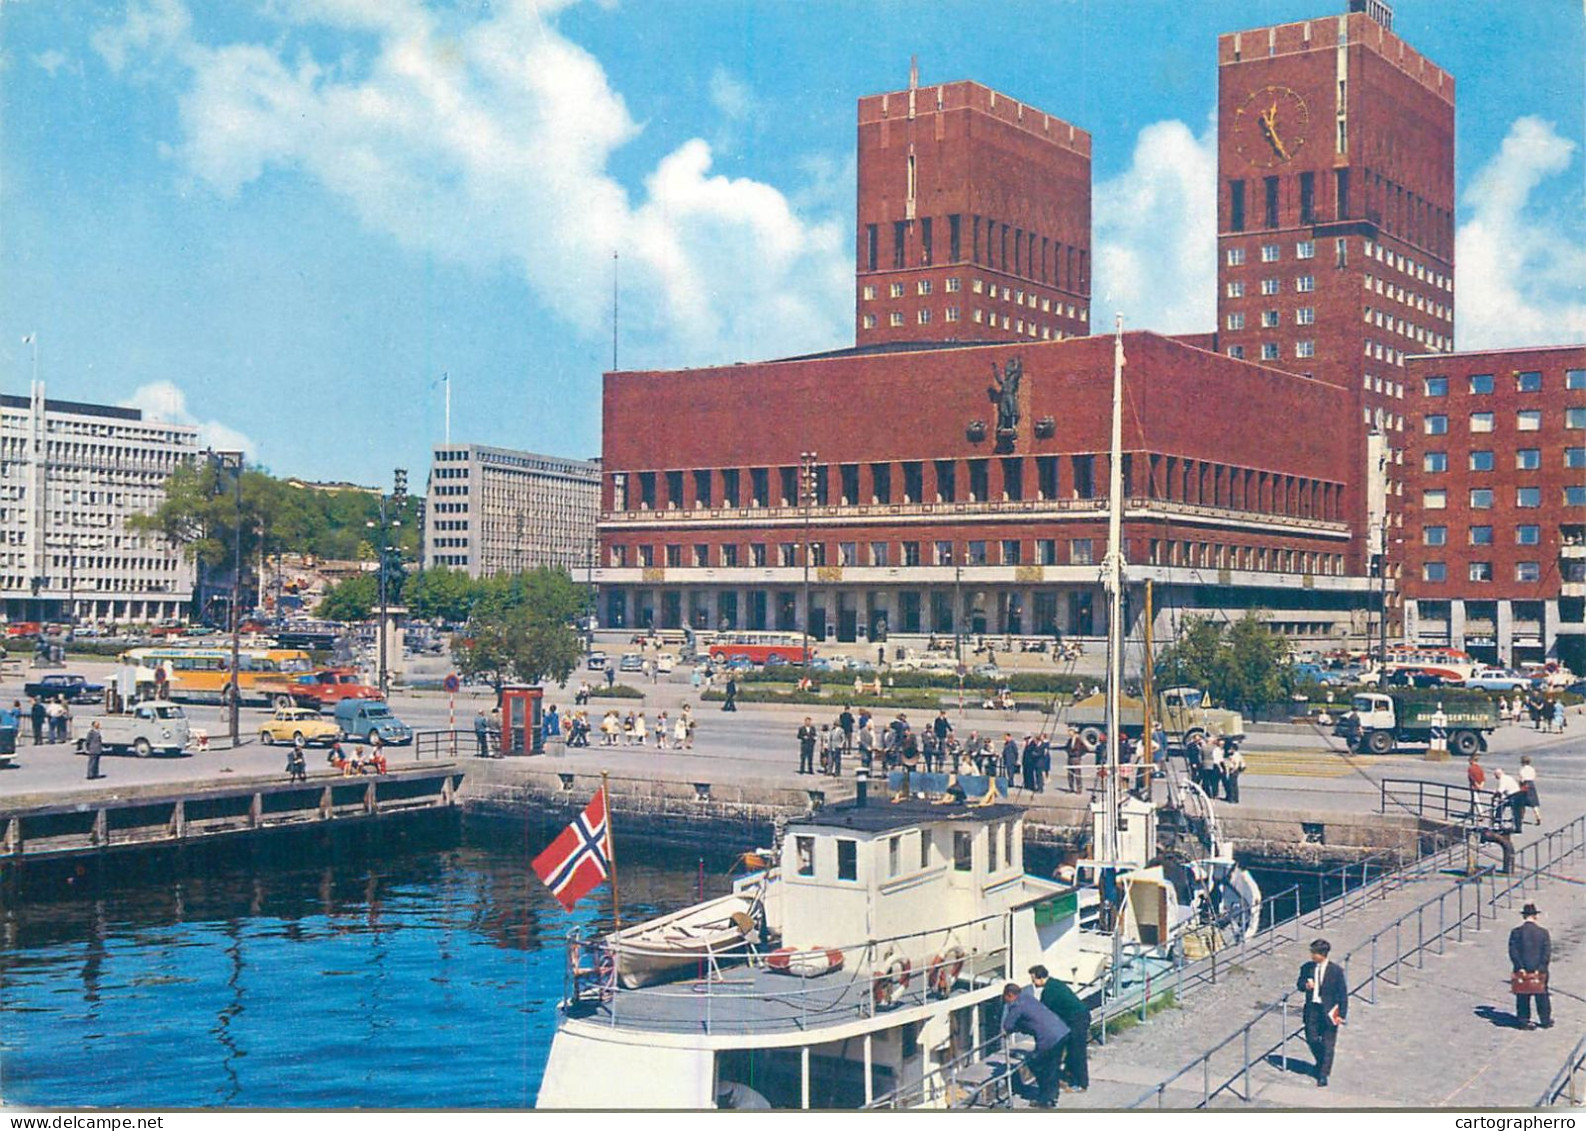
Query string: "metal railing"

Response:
xmin=413 ymin=728 xmax=478 ymax=760
xmin=1379 ymin=777 xmax=1477 ymax=823
xmin=1540 ymin=1033 xmax=1586 ymax=1107
xmin=1129 ymin=814 xmax=1586 ymax=1108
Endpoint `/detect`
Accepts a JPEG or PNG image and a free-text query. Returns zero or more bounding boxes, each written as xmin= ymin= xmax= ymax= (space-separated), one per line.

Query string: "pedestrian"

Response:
xmin=1030 ymin=964 xmax=1090 ymax=1091
xmin=29 ymin=696 xmax=45 ymax=746
xmin=1551 ymin=698 xmax=1567 ymax=733
xmin=838 ymin=704 xmax=855 ymax=754
xmin=544 ymin=704 xmax=562 ymax=742
xmin=61 ymin=698 xmax=73 ymax=742
xmin=1296 ymin=938 xmax=1347 ymax=1087
xmin=1509 ymin=902 xmax=1553 ymax=1030
xmin=1223 ymin=742 xmax=1246 ymax=804
xmin=857 ymin=718 xmax=876 ymax=768
xmin=818 ymin=724 xmax=833 ymax=774
xmin=1066 ymin=727 xmax=1085 ymax=793
xmin=1494 ymin=767 xmax=1526 ymax=833
xmin=921 ymin=726 xmax=940 ymax=773
xmin=47 ymin=698 xmax=65 ymax=744
xmin=84 ymin=720 xmax=105 ymax=780
xmin=326 ymin=739 xmax=349 ymax=773
xmin=473 ymin=709 xmax=491 ymax=757
xmin=1497 ymin=695 xmax=1510 ymax=725
xmin=1001 ymin=733 xmax=1019 ymax=782
xmin=1518 ymin=755 xmax=1542 ymax=826
xmin=600 ymin=710 xmax=620 ymax=746
xmin=681 ymin=703 xmax=695 ymax=749
xmin=368 ymin=731 xmax=385 ymax=771
xmin=622 ymin=711 xmax=637 ymax=745
xmin=723 ymin=676 xmax=738 ymax=712
xmin=932 ymin=710 xmax=953 ymax=760
xmin=1466 ymin=753 xmax=1487 ymax=818
xmin=797 ymin=717 xmax=818 ymax=775
xmin=604 ymin=666 xmax=616 ymax=689
xmin=673 ymin=711 xmax=689 ymax=750
xmin=633 ymin=711 xmax=648 ymax=747
xmin=287 ymin=736 xmax=308 ymax=782
xmin=825 ymin=724 xmax=844 ymax=777
xmin=999 ymin=982 xmax=1067 ymax=1107
xmin=1205 ymin=736 xmax=1226 ymax=800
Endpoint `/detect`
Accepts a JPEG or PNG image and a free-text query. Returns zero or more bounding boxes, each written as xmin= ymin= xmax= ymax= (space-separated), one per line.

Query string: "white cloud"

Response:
xmin=93 ymin=0 xmax=852 ymax=369
xmin=122 ymin=380 xmax=258 ymax=457
xmin=1092 ymin=115 xmax=1218 ymax=334
xmin=1455 ymin=116 xmax=1586 ymax=349
xmin=34 ymin=49 xmax=73 ymax=77
xmin=708 ymin=67 xmax=755 ymax=122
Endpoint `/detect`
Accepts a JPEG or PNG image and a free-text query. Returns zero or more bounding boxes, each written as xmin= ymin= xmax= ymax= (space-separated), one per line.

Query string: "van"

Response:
xmin=334 ymin=698 xmax=414 ymax=745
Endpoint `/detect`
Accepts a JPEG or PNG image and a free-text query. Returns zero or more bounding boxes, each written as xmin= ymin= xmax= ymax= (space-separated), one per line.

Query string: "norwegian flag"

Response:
xmin=532 ymin=788 xmax=611 ymax=910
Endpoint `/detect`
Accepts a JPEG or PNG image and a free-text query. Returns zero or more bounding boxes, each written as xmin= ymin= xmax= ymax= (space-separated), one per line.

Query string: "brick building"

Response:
xmin=597 ymin=332 xmax=1366 ymax=642
xmin=855 ymin=72 xmax=1092 ymax=348
xmin=1216 ymin=1 xmax=1455 ymax=593
xmin=1400 ymin=345 xmax=1586 ymax=671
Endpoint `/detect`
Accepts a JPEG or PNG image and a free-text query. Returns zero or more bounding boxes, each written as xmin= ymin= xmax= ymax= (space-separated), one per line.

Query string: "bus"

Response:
xmin=1379 ymin=645 xmax=1479 ymax=685
xmin=120 ymin=646 xmax=315 ymax=707
xmin=706 ymin=632 xmax=814 ymax=665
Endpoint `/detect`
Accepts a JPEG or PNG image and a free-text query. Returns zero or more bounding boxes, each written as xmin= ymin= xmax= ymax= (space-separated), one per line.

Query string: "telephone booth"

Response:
xmin=500 ymin=684 xmax=544 ymax=756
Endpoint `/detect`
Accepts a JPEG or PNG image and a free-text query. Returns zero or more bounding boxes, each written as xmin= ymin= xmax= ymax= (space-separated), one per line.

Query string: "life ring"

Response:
xmin=871 ymin=953 xmax=913 ymax=1008
xmin=767 ymin=947 xmax=844 ymax=978
xmin=928 ymin=946 xmax=967 ymax=998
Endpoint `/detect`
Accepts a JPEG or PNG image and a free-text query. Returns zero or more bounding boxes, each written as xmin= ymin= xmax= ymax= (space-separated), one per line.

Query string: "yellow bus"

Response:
xmin=121 ymin=646 xmax=314 ymax=707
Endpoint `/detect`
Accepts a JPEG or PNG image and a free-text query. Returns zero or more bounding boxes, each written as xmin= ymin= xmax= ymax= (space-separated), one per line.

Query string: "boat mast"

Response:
xmin=1102 ymin=315 xmax=1126 ymax=864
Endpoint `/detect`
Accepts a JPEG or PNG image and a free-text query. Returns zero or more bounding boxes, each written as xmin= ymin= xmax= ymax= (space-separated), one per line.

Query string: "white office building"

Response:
xmin=424 ymin=444 xmax=600 ymax=579
xmin=0 ymin=383 xmax=200 ymax=624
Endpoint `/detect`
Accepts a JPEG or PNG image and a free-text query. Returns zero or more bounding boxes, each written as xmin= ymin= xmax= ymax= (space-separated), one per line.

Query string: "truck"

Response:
xmin=283 ymin=668 xmax=383 ymax=711
xmin=1340 ymin=689 xmax=1499 ymax=756
xmin=1067 ymin=686 xmax=1246 ymax=749
xmin=78 ymin=701 xmax=193 ymax=757
xmin=24 ymin=672 xmax=106 ymax=704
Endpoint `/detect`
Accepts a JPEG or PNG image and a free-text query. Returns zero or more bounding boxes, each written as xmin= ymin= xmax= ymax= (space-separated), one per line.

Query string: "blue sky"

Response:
xmin=3 ymin=0 xmax=1583 ymax=488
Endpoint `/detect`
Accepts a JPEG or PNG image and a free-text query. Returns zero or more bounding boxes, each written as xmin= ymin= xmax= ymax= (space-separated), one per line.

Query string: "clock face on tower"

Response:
xmin=1233 ymin=85 xmax=1311 ymax=169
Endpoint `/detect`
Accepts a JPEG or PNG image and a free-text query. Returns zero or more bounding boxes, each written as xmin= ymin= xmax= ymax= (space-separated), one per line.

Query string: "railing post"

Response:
xmin=1417 ymin=905 xmax=1425 ymax=969
xmin=1394 ymin=921 xmax=1402 ymax=984
xmin=1439 ymin=891 xmax=1446 ymax=955
xmin=1370 ymin=934 xmax=1378 ymax=1004
xmin=1317 ymin=873 xmax=1325 ymax=927
xmin=1242 ymin=1026 xmax=1251 ymax=1100
xmin=1281 ymin=996 xmax=1289 ymax=1072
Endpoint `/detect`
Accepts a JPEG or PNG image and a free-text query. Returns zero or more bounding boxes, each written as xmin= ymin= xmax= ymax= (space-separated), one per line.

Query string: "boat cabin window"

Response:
xmin=953 ymin=831 xmax=974 ymax=872
xmin=795 ymin=836 xmax=815 ymax=877
xmin=1005 ymin=823 xmax=1015 ymax=869
xmin=888 ymin=836 xmax=902 ymax=877
xmin=837 ymin=839 xmax=858 ymax=882
xmin=988 ymin=824 xmax=999 ymax=870
xmin=919 ymin=829 xmax=932 ymax=869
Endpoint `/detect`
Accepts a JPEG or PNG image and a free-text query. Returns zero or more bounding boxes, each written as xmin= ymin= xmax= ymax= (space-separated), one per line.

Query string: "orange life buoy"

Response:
xmin=871 ymin=954 xmax=913 ymax=1008
xmin=928 ymin=946 xmax=966 ymax=997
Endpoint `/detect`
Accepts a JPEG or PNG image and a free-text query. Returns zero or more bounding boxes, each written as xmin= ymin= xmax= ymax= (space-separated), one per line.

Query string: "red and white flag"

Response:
xmin=531 ymin=788 xmax=611 ymax=910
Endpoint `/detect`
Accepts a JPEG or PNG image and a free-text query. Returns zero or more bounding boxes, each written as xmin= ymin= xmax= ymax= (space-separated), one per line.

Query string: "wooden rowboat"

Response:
xmin=606 ymin=893 xmax=757 ymax=988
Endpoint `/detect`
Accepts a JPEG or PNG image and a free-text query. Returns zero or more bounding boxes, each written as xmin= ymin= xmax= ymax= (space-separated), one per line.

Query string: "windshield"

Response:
xmin=1170 ymin=689 xmax=1203 ymax=709
xmin=364 ymin=705 xmax=392 ymax=718
xmin=1352 ymin=696 xmax=1375 ymax=713
xmin=153 ymin=705 xmax=183 ymax=719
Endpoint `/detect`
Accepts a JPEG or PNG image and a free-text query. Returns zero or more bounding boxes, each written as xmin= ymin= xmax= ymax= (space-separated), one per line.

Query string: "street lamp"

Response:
xmin=799 ymin=451 xmax=818 ymax=667
xmin=201 ymin=449 xmax=245 ymax=747
xmin=368 ymin=468 xmax=408 ymax=698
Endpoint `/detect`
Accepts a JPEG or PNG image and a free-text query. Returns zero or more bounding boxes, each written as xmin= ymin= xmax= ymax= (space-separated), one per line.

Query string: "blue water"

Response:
xmin=0 ymin=818 xmax=723 ymax=1109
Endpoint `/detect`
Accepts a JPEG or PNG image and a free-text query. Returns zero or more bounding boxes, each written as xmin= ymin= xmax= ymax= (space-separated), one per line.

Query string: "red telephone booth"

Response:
xmin=499 ymin=685 xmax=544 ymax=756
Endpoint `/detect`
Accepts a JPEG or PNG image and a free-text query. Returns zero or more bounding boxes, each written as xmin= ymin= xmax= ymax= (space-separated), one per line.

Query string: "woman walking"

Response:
xmin=1518 ymin=755 xmax=1542 ymax=826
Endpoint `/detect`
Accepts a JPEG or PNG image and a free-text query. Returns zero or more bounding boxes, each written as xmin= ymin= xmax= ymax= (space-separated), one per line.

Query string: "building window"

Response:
xmin=1226 ymin=247 xmax=1246 ymax=266
xmin=1226 ymin=281 xmax=1245 ymax=298
xmin=1469 ymin=562 xmax=1493 ymax=583
xmin=1469 ymin=373 xmax=1494 ymax=394
xmin=1517 ymin=525 xmax=1540 ymax=546
xmin=934 ymin=541 xmax=953 ymax=566
xmin=1229 ymin=178 xmax=1246 ymax=231
xmin=1516 ymin=562 xmax=1541 ymax=583
xmin=692 ymin=544 xmax=710 ymax=568
xmin=945 ymin=306 xmax=960 ymax=322
xmin=1001 ymin=540 xmax=1021 ymax=565
xmin=869 ymin=542 xmax=889 ymax=567
xmin=1296 ymin=340 xmax=1315 ymax=358
xmin=889 ymin=312 xmax=904 ymax=327
xmin=1036 ymin=539 xmax=1057 ymax=565
xmin=1567 ymin=369 xmax=1586 ymax=390
xmin=1227 ymin=345 xmax=1245 ymax=360
xmin=779 ymin=543 xmax=796 ymax=567
xmin=1070 ymin=539 xmax=1094 ymax=565
xmin=1226 ymin=312 xmax=1245 ymax=330
xmin=1296 ymin=275 xmax=1315 ymax=292
xmin=1469 ymin=412 xmax=1494 ymax=433
xmin=1569 ymin=486 xmax=1586 ymax=507
xmin=1516 ymin=371 xmax=1543 ymax=393
xmin=750 ymin=543 xmax=767 ymax=567
xmin=1260 ymin=244 xmax=1280 ymax=263
xmin=1424 ymin=376 xmax=1448 ymax=397
xmin=917 ymin=279 xmax=933 ymax=296
xmin=838 ymin=541 xmax=858 ymax=567
xmin=1260 ymin=343 xmax=1279 ymax=361
xmin=1423 ymin=526 xmax=1446 ymax=546
xmin=1423 ymin=452 xmax=1447 ymax=473
xmin=917 ymin=308 xmax=932 ymax=324
xmin=1422 ymin=562 xmax=1446 ymax=582
xmin=1468 ymin=526 xmax=1493 ymax=546
xmin=1261 ymin=278 xmax=1281 ymax=296
xmin=953 ymin=831 xmax=973 ymax=872
xmin=1260 ymin=310 xmax=1280 ymax=328
xmin=1568 ymin=407 xmax=1586 ymax=430
xmin=1517 ymin=487 xmax=1541 ymax=508
xmin=862 ymin=314 xmax=877 ymax=329
xmin=889 ymin=282 xmax=905 ymax=298
xmin=795 ymin=835 xmax=815 ymax=877
xmin=638 ymin=545 xmax=654 ymax=567
xmin=1567 ymin=447 xmax=1586 ymax=470
xmin=1296 ymin=307 xmax=1315 ymax=325
xmin=1517 ymin=449 xmax=1541 ymax=470
xmin=1469 ymin=451 xmax=1494 ymax=472
xmin=1423 ymin=489 xmax=1447 ymax=510
xmin=1425 ymin=414 xmax=1448 ymax=435
xmin=1517 ymin=410 xmax=1542 ymax=432
xmin=967 ymin=540 xmax=987 ymax=566
xmin=1296 ymin=240 xmax=1315 ymax=259
xmin=1469 ymin=488 xmax=1493 ymax=509
xmin=945 ymin=276 xmax=961 ymax=293
xmin=901 ymin=541 xmax=920 ymax=566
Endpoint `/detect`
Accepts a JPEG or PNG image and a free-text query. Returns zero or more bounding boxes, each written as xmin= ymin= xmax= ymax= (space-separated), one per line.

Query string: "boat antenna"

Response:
xmin=602 ymin=770 xmax=622 ymax=928
xmin=1102 ymin=314 xmax=1127 ymax=865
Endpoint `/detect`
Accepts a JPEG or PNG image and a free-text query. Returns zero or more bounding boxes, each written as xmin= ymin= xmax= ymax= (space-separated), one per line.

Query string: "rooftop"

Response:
xmin=788 ymin=796 xmax=1026 ymax=834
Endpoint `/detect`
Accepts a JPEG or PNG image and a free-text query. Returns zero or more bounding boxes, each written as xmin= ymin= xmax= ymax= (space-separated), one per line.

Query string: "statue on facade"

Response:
xmin=989 ymin=357 xmax=1022 ymax=451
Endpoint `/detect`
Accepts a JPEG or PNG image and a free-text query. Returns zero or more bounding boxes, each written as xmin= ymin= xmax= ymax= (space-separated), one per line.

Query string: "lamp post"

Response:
xmin=585 ymin=536 xmax=596 ymax=655
xmin=799 ymin=451 xmax=818 ymax=668
xmin=369 ymin=469 xmax=407 ymax=699
xmin=202 ymin=449 xmax=245 ymax=747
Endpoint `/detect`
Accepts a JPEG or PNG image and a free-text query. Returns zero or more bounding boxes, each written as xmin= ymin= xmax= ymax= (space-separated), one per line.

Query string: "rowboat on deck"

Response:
xmin=606 ymin=892 xmax=757 ymax=988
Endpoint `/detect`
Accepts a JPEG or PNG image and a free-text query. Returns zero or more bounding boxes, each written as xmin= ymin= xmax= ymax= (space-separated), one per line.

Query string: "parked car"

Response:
xmin=259 ymin=707 xmax=343 ymax=747
xmin=587 ymin=652 xmax=609 ymax=671
xmin=23 ymin=673 xmax=106 ymax=704
xmin=333 ymin=699 xmax=413 ymax=745
xmin=618 ymin=653 xmax=645 ymax=673
xmin=81 ymin=702 xmax=192 ymax=757
xmin=1464 ymin=667 xmax=1533 ymax=693
xmin=764 ymin=655 xmax=789 ymax=668
xmin=654 ymin=652 xmax=678 ymax=674
xmin=971 ymin=663 xmax=1001 ymax=680
xmin=725 ymin=655 xmax=755 ymax=672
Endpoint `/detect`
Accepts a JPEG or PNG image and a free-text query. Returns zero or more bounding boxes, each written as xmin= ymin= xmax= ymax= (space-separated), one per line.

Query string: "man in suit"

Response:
xmin=999 ymin=982 xmax=1068 ymax=1108
xmin=1030 ymin=964 xmax=1091 ymax=1091
xmin=1509 ymin=902 xmax=1553 ymax=1030
xmin=796 ymin=718 xmax=817 ymax=775
xmin=1296 ymin=938 xmax=1347 ymax=1087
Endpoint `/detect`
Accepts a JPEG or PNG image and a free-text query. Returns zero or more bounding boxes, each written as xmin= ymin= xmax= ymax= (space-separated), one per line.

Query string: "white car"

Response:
xmin=654 ymin=652 xmax=678 ymax=674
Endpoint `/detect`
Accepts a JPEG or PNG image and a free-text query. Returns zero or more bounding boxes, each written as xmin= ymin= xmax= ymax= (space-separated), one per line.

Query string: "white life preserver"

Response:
xmin=872 ymin=952 xmax=913 ymax=1008
xmin=928 ymin=946 xmax=967 ymax=998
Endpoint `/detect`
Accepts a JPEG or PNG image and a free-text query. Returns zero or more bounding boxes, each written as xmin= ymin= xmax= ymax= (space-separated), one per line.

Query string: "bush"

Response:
xmin=588 ymin=684 xmax=645 ymax=700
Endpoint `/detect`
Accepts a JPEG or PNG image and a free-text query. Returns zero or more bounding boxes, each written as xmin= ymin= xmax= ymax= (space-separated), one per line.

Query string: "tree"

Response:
xmin=454 ymin=567 xmax=584 ymax=693
xmin=1154 ymin=612 xmax=1291 ymax=718
xmin=317 ymin=574 xmax=379 ymax=622
xmin=402 ymin=567 xmax=477 ymax=624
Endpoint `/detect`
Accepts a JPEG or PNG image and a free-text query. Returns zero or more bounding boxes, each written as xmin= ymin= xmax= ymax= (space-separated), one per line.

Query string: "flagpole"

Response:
xmin=602 ymin=770 xmax=622 ymax=928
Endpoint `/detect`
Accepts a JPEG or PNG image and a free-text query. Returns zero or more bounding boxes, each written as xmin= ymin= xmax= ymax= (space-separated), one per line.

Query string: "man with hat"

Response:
xmin=1296 ymin=938 xmax=1347 ymax=1087
xmin=1509 ymin=903 xmax=1553 ymax=1029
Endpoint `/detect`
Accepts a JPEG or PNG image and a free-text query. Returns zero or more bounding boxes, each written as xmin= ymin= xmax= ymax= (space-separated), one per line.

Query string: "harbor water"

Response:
xmin=0 ymin=814 xmax=736 ymax=1109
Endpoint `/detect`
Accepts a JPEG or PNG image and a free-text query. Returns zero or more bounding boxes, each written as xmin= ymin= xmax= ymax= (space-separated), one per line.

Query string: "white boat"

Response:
xmin=605 ymin=892 xmax=757 ymax=989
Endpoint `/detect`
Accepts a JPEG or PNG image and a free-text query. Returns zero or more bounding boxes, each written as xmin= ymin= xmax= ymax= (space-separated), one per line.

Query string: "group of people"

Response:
xmin=591 ymin=706 xmax=696 ymax=749
xmin=8 ymin=695 xmax=76 ymax=745
xmin=1182 ymin=732 xmax=1247 ymax=804
xmin=997 ymin=966 xmax=1093 ymax=1107
xmin=1495 ymin=692 xmax=1569 ymax=733
xmin=284 ymin=735 xmax=386 ymax=781
xmin=1466 ymin=751 xmax=1543 ymax=838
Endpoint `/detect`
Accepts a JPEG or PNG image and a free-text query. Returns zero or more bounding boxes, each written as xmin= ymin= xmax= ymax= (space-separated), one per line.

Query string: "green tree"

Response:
xmin=454 ymin=567 xmax=584 ymax=693
xmin=402 ymin=567 xmax=477 ymax=624
xmin=1154 ymin=616 xmax=1229 ymax=694
xmin=1155 ymin=613 xmax=1292 ymax=718
xmin=317 ymin=573 xmax=379 ymax=622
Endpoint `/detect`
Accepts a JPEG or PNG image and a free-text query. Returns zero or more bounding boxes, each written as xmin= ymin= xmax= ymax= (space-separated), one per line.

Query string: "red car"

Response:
xmin=287 ymin=668 xmax=383 ymax=710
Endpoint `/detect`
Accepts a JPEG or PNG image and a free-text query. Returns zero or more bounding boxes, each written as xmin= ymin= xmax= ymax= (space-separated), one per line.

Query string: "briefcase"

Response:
xmin=1510 ymin=970 xmax=1547 ymax=995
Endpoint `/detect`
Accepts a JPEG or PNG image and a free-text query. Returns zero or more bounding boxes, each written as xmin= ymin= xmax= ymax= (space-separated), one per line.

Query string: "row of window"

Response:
xmin=1363 ymin=238 xmax=1453 ymax=295
xmin=1226 ymin=307 xmax=1316 ymax=330
xmin=1364 ymin=273 xmax=1451 ymax=323
xmin=1425 ymin=371 xmax=1586 ymax=398
xmin=1226 ymin=240 xmax=1321 ymax=267
xmin=1364 ymin=304 xmax=1447 ymax=352
xmin=1422 ymin=562 xmax=1546 ymax=584
xmin=1424 ymin=487 xmax=1586 ymax=510
xmin=1223 ymin=167 xmax=1454 ymax=264
xmin=1225 ymin=274 xmax=1317 ymax=298
xmin=1226 ymin=341 xmax=1315 ymax=362
xmin=1423 ymin=449 xmax=1586 ymax=472
xmin=862 ymin=213 xmax=1088 ymax=291
xmin=1425 ymin=409 xmax=1586 ymax=435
